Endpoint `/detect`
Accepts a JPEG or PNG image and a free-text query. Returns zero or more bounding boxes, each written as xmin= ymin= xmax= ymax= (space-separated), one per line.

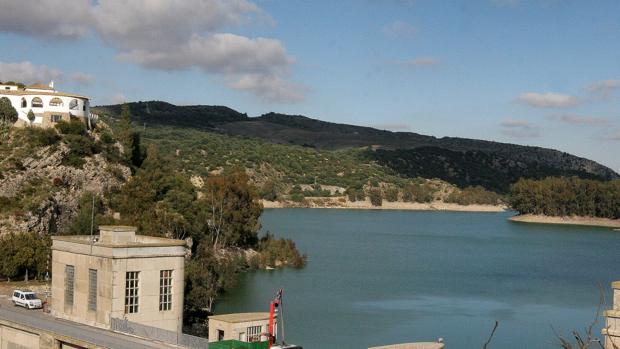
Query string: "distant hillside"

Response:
xmin=93 ymin=101 xmax=618 ymax=193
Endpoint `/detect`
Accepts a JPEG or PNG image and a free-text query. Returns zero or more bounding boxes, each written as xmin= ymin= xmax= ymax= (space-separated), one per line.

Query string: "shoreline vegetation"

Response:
xmin=262 ymin=198 xmax=506 ymax=212
xmin=509 ymin=214 xmax=620 ymax=229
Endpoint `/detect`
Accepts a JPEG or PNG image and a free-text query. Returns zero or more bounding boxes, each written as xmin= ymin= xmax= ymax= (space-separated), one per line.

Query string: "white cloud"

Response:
xmin=500 ymin=118 xmax=541 ymax=138
xmin=0 ymin=0 xmax=92 ymax=39
xmin=71 ymin=72 xmax=94 ymax=85
xmin=0 ymin=0 xmax=304 ymax=103
xmin=517 ymin=92 xmax=579 ymax=108
xmin=227 ymin=73 xmax=305 ymax=103
xmin=383 ymin=21 xmax=417 ymax=39
xmin=110 ymin=93 xmax=127 ymax=105
xmin=588 ymin=79 xmax=620 ymax=99
xmin=406 ymin=57 xmax=438 ymax=67
xmin=549 ymin=114 xmax=608 ymax=125
xmin=0 ymin=61 xmax=63 ymax=84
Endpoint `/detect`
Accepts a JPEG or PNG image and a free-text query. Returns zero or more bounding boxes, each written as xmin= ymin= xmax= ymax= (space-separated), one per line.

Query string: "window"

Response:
xmin=247 ymin=325 xmax=262 ymax=342
xmin=69 ymin=99 xmax=78 ymax=110
xmin=125 ymin=271 xmax=139 ymax=314
xmin=88 ymin=269 xmax=97 ymax=311
xmin=218 ymin=330 xmax=225 ymax=341
xmin=65 ymin=265 xmax=75 ymax=307
xmin=51 ymin=115 xmax=62 ymax=123
xmin=21 ymin=98 xmax=26 ymax=108
xmin=49 ymin=97 xmax=63 ymax=107
xmin=32 ymin=97 xmax=43 ymax=108
xmin=159 ymin=270 xmax=173 ymax=311
xmin=4 ymin=87 xmax=9 ymax=90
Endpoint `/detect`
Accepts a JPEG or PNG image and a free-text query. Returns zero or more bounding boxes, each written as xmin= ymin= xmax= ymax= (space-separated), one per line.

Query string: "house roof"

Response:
xmin=0 ymin=89 xmax=89 ymax=100
xmin=26 ymin=83 xmax=54 ymax=90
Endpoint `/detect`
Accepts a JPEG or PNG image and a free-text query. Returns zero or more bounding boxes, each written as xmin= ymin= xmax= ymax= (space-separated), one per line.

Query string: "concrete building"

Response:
xmin=51 ymin=226 xmax=186 ymax=333
xmin=0 ymin=81 xmax=92 ymax=128
xmin=208 ymin=313 xmax=275 ymax=343
xmin=604 ymin=281 xmax=620 ymax=348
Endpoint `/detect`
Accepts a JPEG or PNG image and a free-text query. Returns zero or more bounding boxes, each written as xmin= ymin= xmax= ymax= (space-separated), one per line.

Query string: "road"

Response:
xmin=0 ymin=298 xmax=174 ymax=349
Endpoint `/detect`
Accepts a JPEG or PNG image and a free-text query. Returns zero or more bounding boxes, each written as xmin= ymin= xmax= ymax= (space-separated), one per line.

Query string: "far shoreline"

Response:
xmin=261 ymin=198 xmax=506 ymax=213
xmin=509 ymin=214 xmax=620 ymax=229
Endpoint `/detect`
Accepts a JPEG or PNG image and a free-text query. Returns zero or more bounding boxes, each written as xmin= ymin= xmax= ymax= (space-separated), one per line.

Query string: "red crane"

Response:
xmin=268 ymin=288 xmax=283 ymax=349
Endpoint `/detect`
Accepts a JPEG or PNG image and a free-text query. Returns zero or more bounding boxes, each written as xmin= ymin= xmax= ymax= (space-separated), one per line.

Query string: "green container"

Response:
xmin=209 ymin=340 xmax=269 ymax=349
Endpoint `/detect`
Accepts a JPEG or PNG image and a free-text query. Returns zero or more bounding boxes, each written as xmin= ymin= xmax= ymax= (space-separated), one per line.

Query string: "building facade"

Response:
xmin=208 ymin=313 xmax=274 ymax=343
xmin=51 ymin=226 xmax=186 ymax=333
xmin=604 ymin=281 xmax=620 ymax=348
xmin=0 ymin=82 xmax=91 ymax=128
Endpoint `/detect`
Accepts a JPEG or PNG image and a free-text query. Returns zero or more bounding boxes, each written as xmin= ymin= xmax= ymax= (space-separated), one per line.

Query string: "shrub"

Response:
xmin=257 ymin=233 xmax=306 ymax=268
xmin=55 ymin=119 xmax=86 ymax=135
xmin=26 ymin=128 xmax=60 ymax=147
xmin=369 ymin=188 xmax=383 ymax=206
xmin=385 ymin=187 xmax=399 ymax=202
xmin=446 ymin=186 xmax=502 ymax=205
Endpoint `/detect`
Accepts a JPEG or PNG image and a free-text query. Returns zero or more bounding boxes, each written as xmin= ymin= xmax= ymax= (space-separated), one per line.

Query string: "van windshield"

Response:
xmin=24 ymin=294 xmax=37 ymax=300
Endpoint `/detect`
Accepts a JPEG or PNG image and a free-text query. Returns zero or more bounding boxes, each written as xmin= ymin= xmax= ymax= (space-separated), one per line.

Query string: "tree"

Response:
xmin=369 ymin=188 xmax=383 ymax=206
xmin=27 ymin=109 xmax=35 ymax=125
xmin=111 ymin=145 xmax=198 ymax=239
xmin=185 ymin=242 xmax=243 ymax=315
xmin=68 ymin=192 xmax=105 ymax=235
xmin=0 ymin=97 xmax=17 ymax=125
xmin=197 ymin=168 xmax=263 ymax=249
xmin=0 ymin=232 xmax=51 ymax=281
xmin=116 ymin=103 xmax=144 ymax=168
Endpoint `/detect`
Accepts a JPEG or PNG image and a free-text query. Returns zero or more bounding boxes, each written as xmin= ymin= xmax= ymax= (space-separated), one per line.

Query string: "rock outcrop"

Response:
xmin=0 ymin=143 xmax=131 ymax=234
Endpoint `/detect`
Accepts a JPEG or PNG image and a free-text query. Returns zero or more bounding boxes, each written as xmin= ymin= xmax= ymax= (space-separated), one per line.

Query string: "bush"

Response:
xmin=62 ymin=134 xmax=99 ymax=168
xmin=369 ymin=188 xmax=383 ymax=206
xmin=55 ymin=119 xmax=86 ymax=135
xmin=385 ymin=187 xmax=399 ymax=202
xmin=257 ymin=233 xmax=306 ymax=268
xmin=403 ymin=183 xmax=434 ymax=203
xmin=446 ymin=186 xmax=502 ymax=205
xmin=26 ymin=128 xmax=60 ymax=147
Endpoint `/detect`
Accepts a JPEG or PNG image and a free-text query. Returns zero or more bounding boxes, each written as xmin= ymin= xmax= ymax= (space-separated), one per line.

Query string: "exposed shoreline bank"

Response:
xmin=261 ymin=198 xmax=506 ymax=212
xmin=509 ymin=214 xmax=620 ymax=229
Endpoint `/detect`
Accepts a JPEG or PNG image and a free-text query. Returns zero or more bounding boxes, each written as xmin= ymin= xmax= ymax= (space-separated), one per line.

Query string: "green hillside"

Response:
xmin=93 ymin=101 xmax=618 ymax=197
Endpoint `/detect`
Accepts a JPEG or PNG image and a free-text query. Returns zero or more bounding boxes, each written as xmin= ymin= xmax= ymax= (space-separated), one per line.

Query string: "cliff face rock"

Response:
xmin=0 ymin=143 xmax=131 ymax=234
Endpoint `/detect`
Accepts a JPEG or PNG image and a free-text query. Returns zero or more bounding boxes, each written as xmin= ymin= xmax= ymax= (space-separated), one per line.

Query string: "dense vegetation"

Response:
xmin=0 ymin=107 xmax=305 ymax=336
xmin=509 ymin=177 xmax=620 ymax=218
xmin=94 ymin=101 xmax=618 ymax=195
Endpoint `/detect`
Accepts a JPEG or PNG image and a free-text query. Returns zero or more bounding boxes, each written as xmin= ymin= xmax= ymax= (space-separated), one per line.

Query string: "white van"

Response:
xmin=12 ymin=290 xmax=43 ymax=309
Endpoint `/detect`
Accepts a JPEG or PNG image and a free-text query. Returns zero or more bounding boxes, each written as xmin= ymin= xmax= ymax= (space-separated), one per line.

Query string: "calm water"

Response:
xmin=215 ymin=209 xmax=620 ymax=349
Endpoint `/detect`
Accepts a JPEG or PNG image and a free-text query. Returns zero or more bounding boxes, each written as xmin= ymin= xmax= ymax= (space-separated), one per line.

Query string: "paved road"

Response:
xmin=0 ymin=298 xmax=174 ymax=349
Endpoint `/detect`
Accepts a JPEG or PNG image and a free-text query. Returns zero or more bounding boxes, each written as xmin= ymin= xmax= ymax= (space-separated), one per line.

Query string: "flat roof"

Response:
xmin=209 ymin=312 xmax=272 ymax=323
xmin=52 ymin=235 xmax=186 ymax=248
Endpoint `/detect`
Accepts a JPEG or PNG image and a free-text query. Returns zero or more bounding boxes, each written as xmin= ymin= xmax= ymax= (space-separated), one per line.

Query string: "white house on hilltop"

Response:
xmin=0 ymin=81 xmax=94 ymax=128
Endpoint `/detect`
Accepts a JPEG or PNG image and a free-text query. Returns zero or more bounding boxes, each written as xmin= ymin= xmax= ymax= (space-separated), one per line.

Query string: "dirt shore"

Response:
xmin=509 ymin=214 xmax=620 ymax=229
xmin=261 ymin=198 xmax=506 ymax=212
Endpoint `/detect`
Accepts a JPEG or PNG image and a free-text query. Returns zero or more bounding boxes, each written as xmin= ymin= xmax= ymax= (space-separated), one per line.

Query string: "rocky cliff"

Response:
xmin=0 ymin=127 xmax=131 ymax=234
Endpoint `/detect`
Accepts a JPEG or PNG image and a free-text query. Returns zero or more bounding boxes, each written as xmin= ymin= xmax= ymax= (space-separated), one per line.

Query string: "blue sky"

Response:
xmin=1 ymin=0 xmax=619 ymax=172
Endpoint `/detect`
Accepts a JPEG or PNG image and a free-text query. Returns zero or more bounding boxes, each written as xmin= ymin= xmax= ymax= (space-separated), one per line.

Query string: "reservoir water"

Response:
xmin=215 ymin=209 xmax=620 ymax=348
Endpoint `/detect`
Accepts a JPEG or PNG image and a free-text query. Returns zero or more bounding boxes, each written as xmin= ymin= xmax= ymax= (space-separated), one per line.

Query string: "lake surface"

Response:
xmin=215 ymin=209 xmax=620 ymax=349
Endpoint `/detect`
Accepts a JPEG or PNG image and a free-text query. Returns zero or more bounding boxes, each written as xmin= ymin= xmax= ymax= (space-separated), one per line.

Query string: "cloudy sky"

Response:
xmin=1 ymin=0 xmax=619 ymax=172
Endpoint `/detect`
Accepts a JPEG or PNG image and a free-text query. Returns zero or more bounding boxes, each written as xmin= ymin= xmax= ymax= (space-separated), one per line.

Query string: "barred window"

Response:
xmin=159 ymin=270 xmax=173 ymax=311
xmin=247 ymin=325 xmax=262 ymax=342
xmin=51 ymin=114 xmax=62 ymax=123
xmin=125 ymin=271 xmax=139 ymax=314
xmin=88 ymin=269 xmax=97 ymax=311
xmin=65 ymin=265 xmax=75 ymax=307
